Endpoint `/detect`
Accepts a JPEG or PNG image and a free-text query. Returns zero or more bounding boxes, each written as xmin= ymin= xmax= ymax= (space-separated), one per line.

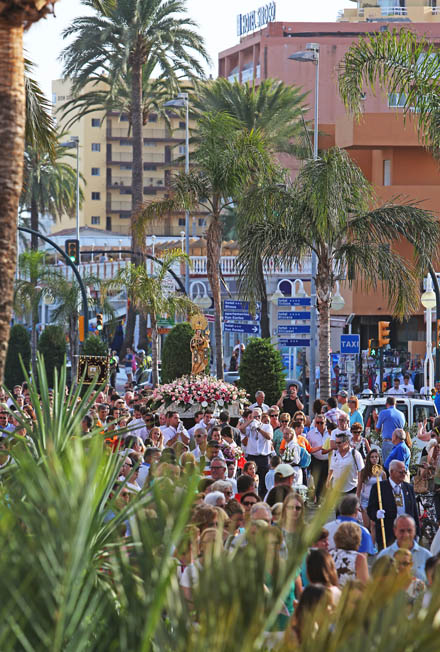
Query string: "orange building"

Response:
xmin=219 ymin=18 xmax=440 ymax=352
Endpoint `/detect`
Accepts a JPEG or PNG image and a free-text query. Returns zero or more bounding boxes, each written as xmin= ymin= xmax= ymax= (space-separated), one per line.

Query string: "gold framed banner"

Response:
xmin=77 ymin=355 xmax=110 ymax=385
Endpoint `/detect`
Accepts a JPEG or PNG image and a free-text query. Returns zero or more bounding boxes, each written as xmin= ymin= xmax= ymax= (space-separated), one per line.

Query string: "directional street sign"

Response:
xmin=278 ymin=311 xmax=310 ymax=320
xmin=278 ymin=325 xmax=311 ymax=334
xmin=224 ymin=311 xmax=260 ymax=322
xmin=280 ymin=338 xmax=311 ymax=347
xmin=340 ymin=334 xmax=360 ymax=354
xmin=223 ymin=323 xmax=260 ymax=334
xmin=224 ymin=300 xmax=261 ymax=312
xmin=278 ymin=297 xmax=311 ymax=307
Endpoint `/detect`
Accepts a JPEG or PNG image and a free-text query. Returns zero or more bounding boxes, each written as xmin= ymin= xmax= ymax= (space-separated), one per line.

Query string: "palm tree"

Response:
xmin=105 ymin=251 xmax=199 ymax=386
xmin=61 ymin=0 xmax=209 ymax=358
xmin=14 ymin=251 xmax=56 ymax=379
xmin=193 ymin=78 xmax=308 ymax=156
xmin=0 ymin=1 xmax=57 ymax=383
xmin=193 ymin=78 xmax=308 ymax=339
xmin=21 ymin=137 xmax=83 ymax=250
xmin=137 ymin=112 xmax=275 ymax=379
xmin=338 ymin=28 xmax=440 ymax=153
xmin=24 ymin=58 xmax=56 ymax=155
xmin=237 ymin=147 xmax=440 ymax=399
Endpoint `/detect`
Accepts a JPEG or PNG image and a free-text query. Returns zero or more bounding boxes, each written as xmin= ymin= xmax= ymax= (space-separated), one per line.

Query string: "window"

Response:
xmin=120 ymin=114 xmax=129 ymax=122
xmin=91 ymin=167 xmax=100 ymax=176
xmin=388 ymin=93 xmax=406 ymax=108
xmin=383 ymin=160 xmax=391 ymax=187
xmin=91 ymin=216 xmax=100 ymax=225
xmin=92 ymin=192 xmax=101 ymax=200
xmin=120 ymin=188 xmax=132 ymax=195
xmin=178 ymin=145 xmax=186 ymax=155
xmin=179 ymin=121 xmax=186 ymax=129
xmin=120 ymin=163 xmax=132 ymax=170
xmin=148 ymin=114 xmax=158 ymax=122
xmin=198 ymin=218 xmax=207 ymax=227
xmin=91 ymin=118 xmax=100 ymax=127
xmin=143 ymin=188 xmax=157 ymax=195
xmin=143 ymin=140 xmax=156 ymax=146
xmin=178 ymin=218 xmax=185 ymax=226
xmin=120 ymin=139 xmax=131 ymax=146
xmin=91 ymin=143 xmax=101 ymax=152
xmin=144 ymin=163 xmax=157 ymax=170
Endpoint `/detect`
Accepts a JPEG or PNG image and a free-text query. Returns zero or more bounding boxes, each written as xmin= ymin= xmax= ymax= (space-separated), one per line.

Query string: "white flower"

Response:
xmin=201 ymin=401 xmax=208 ymax=407
xmin=217 ymin=399 xmax=224 ymax=406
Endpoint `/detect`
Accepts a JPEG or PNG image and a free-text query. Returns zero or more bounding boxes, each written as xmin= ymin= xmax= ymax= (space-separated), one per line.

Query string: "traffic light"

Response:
xmin=96 ymin=313 xmax=103 ymax=331
xmin=65 ymin=239 xmax=79 ymax=264
xmin=378 ymin=321 xmax=391 ymax=348
xmin=368 ymin=339 xmax=377 ymax=357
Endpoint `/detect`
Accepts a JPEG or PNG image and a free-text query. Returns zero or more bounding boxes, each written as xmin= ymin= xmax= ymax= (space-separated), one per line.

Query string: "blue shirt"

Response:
xmin=377 ymin=540 xmax=431 ymax=582
xmin=350 ymin=410 xmax=364 ymax=428
xmin=376 ymin=407 xmax=405 ymax=439
xmin=326 ymin=515 xmax=376 ymax=555
xmin=384 ymin=441 xmax=410 ymax=470
xmin=435 ymin=393 xmax=440 ymax=414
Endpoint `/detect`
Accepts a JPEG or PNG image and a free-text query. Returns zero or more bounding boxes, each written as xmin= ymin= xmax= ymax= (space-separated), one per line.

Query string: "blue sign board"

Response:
xmin=278 ymin=297 xmax=311 ymax=307
xmin=224 ymin=311 xmax=260 ymax=322
xmin=278 ymin=311 xmax=311 ymax=321
xmin=340 ymin=334 xmax=360 ymax=354
xmin=224 ymin=323 xmax=260 ymax=334
xmin=280 ymin=338 xmax=310 ymax=347
xmin=224 ymin=300 xmax=261 ymax=312
xmin=278 ymin=325 xmax=311 ymax=335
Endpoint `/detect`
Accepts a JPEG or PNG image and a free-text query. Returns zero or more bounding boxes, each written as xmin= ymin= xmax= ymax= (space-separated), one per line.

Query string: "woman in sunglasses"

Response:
xmin=350 ymin=423 xmax=370 ymax=460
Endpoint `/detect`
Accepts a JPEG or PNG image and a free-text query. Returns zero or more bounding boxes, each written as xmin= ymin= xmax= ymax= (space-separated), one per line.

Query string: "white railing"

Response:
xmin=241 ymin=68 xmax=254 ymax=83
xmin=227 ymin=72 xmax=239 ymax=83
xmin=190 ymin=256 xmax=312 ymax=276
xmin=256 ymin=64 xmax=261 ymax=78
xmin=432 ymin=6 xmax=440 ymax=14
xmin=381 ymin=6 xmax=407 ymax=16
xmin=48 ymin=256 xmax=314 ymax=283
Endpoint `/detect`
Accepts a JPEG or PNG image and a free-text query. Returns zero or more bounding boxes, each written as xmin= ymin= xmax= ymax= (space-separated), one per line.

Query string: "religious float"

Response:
xmin=148 ymin=314 xmax=247 ymax=417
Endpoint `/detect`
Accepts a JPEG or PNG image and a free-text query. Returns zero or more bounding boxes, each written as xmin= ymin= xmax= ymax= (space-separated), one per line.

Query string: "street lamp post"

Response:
xmin=164 ymin=93 xmax=190 ymax=295
xmin=289 ymin=43 xmax=320 ymax=413
xmin=421 ymin=276 xmax=436 ymax=391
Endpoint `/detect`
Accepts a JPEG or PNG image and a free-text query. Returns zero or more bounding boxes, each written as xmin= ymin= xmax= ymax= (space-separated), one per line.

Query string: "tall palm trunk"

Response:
xmin=207 ymin=212 xmax=223 ymax=378
xmin=150 ymin=312 xmax=159 ymax=388
xmin=122 ymin=50 xmax=144 ymax=361
xmin=256 ymin=258 xmax=270 ymax=339
xmin=69 ymin=316 xmax=79 ymax=383
xmin=138 ymin=312 xmax=149 ymax=351
xmin=30 ymin=194 xmax=38 ymax=250
xmin=31 ymin=311 xmax=37 ymax=380
xmin=0 ymin=22 xmax=25 ymax=382
xmin=316 ymin=255 xmax=332 ymax=400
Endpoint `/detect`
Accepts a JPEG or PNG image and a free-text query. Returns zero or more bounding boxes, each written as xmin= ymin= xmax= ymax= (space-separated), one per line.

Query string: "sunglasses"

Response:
xmin=315 ymin=421 xmax=324 ymax=425
xmin=352 ymin=430 xmax=362 ymax=434
xmin=281 ymin=420 xmax=290 ymax=424
xmin=242 ymin=501 xmax=257 ymax=507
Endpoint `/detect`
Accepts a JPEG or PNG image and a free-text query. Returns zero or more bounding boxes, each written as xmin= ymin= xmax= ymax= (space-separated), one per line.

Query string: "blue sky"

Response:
xmin=24 ymin=0 xmax=354 ymax=98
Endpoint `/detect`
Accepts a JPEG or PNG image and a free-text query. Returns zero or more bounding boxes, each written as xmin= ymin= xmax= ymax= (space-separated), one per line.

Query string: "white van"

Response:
xmin=358 ymin=397 xmax=437 ymax=431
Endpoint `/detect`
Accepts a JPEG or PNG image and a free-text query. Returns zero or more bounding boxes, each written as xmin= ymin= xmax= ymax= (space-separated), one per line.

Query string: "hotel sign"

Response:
xmin=237 ymin=1 xmax=276 ymax=37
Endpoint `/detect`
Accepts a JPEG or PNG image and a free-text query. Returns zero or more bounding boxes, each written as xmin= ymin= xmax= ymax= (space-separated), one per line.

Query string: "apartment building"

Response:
xmin=219 ymin=15 xmax=440 ymax=348
xmin=52 ymin=79 xmax=206 ymax=238
xmin=340 ymin=0 xmax=440 ymax=23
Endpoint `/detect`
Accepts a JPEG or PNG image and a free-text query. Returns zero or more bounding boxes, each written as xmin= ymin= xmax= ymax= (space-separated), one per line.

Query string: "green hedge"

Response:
xmin=37 ymin=325 xmax=67 ymax=388
xmin=4 ymin=324 xmax=31 ymax=389
xmin=238 ymin=337 xmax=285 ymax=406
xmin=82 ymin=334 xmax=108 ymax=357
xmin=161 ymin=322 xmax=194 ymax=383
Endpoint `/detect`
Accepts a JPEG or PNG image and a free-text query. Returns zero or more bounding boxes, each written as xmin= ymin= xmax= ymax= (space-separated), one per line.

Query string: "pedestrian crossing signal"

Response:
xmin=96 ymin=313 xmax=103 ymax=331
xmin=65 ymin=239 xmax=79 ymax=264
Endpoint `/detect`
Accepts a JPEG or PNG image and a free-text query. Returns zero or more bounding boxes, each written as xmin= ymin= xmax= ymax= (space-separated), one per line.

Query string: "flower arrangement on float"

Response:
xmin=149 ymin=374 xmax=248 ymax=413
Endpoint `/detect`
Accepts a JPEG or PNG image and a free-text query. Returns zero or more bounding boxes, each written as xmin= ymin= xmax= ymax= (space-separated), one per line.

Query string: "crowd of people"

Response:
xmin=2 ymin=378 xmax=440 ymax=641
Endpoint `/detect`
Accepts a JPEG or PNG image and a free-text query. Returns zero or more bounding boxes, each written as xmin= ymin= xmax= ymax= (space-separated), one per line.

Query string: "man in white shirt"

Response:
xmin=249 ymin=391 xmax=270 ymax=413
xmin=240 ymin=407 xmax=273 ymax=497
xmin=329 ymin=412 xmax=351 ymax=450
xmin=386 ymin=377 xmax=405 ymax=396
xmin=187 ymin=411 xmax=204 ymax=441
xmin=307 ymin=415 xmax=330 ymax=502
xmin=161 ymin=411 xmax=189 ymax=447
xmin=327 ymin=432 xmax=364 ymax=494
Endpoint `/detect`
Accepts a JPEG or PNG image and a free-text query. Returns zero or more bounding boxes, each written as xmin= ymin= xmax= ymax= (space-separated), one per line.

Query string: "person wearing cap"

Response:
xmin=384 ymin=428 xmax=411 ymax=472
xmin=337 ymin=390 xmax=350 ymax=414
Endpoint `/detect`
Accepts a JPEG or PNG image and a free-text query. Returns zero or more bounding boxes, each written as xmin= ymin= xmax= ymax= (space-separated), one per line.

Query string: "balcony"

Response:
xmin=191 ymin=256 xmax=312 ymax=277
xmin=109 ymin=127 xmax=171 ymax=139
xmin=381 ymin=6 xmax=407 ymax=16
xmin=108 ymin=200 xmax=132 ymax=212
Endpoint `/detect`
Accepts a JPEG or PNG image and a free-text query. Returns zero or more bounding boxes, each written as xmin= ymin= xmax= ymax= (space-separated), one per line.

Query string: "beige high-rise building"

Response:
xmin=52 ymin=79 xmax=206 ymax=238
xmin=340 ymin=0 xmax=440 ymax=22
